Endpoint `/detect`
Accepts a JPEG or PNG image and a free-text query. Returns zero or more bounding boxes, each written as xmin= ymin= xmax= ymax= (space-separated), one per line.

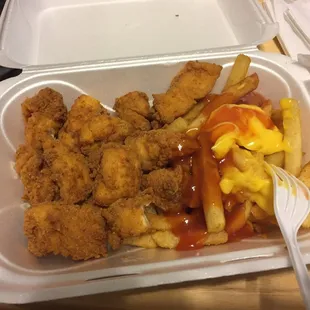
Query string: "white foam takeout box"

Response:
xmin=0 ymin=0 xmax=310 ymax=304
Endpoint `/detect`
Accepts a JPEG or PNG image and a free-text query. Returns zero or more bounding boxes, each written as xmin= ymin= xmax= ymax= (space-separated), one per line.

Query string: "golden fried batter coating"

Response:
xmin=21 ymin=88 xmax=67 ymax=149
xmin=15 ymin=145 xmax=42 ymax=177
xmin=93 ymin=145 xmax=141 ymax=206
xmin=24 ymin=203 xmax=107 ymax=260
xmin=79 ymin=114 xmax=134 ymax=145
xmin=43 ymin=141 xmax=92 ymax=204
xmin=153 ymin=89 xmax=196 ymax=124
xmin=25 ymin=114 xmax=62 ymax=149
xmin=59 ymin=94 xmax=108 ymax=151
xmin=170 ymin=61 xmax=222 ymax=99
xmin=114 ymin=91 xmax=151 ymax=131
xmin=153 ymin=61 xmax=222 ymax=124
xmin=15 ymin=145 xmax=58 ymax=204
xmin=17 ymin=61 xmax=230 ymax=261
xmin=80 ymin=142 xmax=104 ymax=179
xmin=102 ymin=190 xmax=154 ymax=239
xmin=142 ymin=166 xmax=183 ymax=212
xmin=22 ymin=87 xmax=67 ymax=124
xmin=125 ymin=129 xmax=186 ymax=171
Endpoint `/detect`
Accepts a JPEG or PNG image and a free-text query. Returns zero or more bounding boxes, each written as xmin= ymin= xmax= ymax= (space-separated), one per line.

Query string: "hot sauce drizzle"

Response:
xmin=228 ymin=222 xmax=255 ymax=242
xmin=165 ymin=92 xmax=274 ymax=250
xmin=166 ymin=209 xmax=208 ymax=251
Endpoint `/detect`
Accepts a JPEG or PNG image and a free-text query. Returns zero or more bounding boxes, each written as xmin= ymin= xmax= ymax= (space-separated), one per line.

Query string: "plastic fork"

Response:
xmin=268 ymin=164 xmax=310 ymax=309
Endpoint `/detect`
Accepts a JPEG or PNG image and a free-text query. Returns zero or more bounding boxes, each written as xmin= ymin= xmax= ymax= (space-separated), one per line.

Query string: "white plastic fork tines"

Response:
xmin=268 ymin=164 xmax=310 ymax=309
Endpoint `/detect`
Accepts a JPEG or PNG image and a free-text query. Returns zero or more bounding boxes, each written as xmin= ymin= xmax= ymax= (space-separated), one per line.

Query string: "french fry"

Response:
xmin=123 ymin=234 xmax=157 ymax=248
xmin=280 ymin=98 xmax=302 ymax=176
xmin=203 ymin=231 xmax=228 ymax=246
xmin=152 ymin=231 xmax=180 ymax=249
xmin=223 ymin=54 xmax=251 ymax=91
xmin=166 ymin=117 xmax=188 ymax=132
xmin=299 ymin=161 xmax=310 ymax=187
xmin=187 ymin=73 xmax=259 ymax=134
xmin=299 ymin=161 xmax=310 ymax=228
xmin=225 ymin=200 xmax=252 ymax=235
xmin=198 ymin=132 xmax=225 ymax=233
xmin=271 ymin=109 xmax=284 ymax=133
xmin=183 ymin=102 xmax=205 ymax=123
xmin=264 ymin=152 xmax=285 ymax=167
xmin=152 ymin=230 xmax=228 ymax=249
xmin=146 ymin=213 xmax=171 ymax=231
xmin=250 ymin=203 xmax=269 ymax=221
xmin=224 ymin=73 xmax=259 ymax=100
xmin=261 ymin=99 xmax=272 ymax=117
xmin=124 ymin=229 xmax=229 ymax=249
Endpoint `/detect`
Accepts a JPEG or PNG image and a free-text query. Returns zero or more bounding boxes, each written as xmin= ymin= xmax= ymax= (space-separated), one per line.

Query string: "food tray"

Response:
xmin=0 ymin=0 xmax=310 ymax=304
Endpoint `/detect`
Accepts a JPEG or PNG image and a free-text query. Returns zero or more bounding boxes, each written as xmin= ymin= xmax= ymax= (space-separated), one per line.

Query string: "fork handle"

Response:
xmin=284 ymin=232 xmax=310 ymax=309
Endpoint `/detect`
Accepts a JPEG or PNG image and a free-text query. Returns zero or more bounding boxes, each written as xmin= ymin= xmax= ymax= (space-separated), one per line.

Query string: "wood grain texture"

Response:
xmin=0 ymin=269 xmax=305 ymax=310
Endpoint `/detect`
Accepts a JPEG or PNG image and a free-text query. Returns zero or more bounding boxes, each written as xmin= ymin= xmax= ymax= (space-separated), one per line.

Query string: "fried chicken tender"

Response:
xmin=59 ymin=94 xmax=108 ymax=151
xmin=153 ymin=61 xmax=222 ymax=124
xmin=21 ymin=88 xmax=67 ymax=149
xmin=153 ymin=89 xmax=196 ymax=124
xmin=125 ymin=129 xmax=187 ymax=171
xmin=25 ymin=114 xmax=62 ymax=150
xmin=15 ymin=145 xmax=58 ymax=204
xmin=93 ymin=145 xmax=141 ymax=206
xmin=80 ymin=142 xmax=103 ymax=179
xmin=142 ymin=166 xmax=183 ymax=212
xmin=22 ymin=87 xmax=67 ymax=124
xmin=102 ymin=190 xmax=154 ymax=249
xmin=114 ymin=91 xmax=151 ymax=131
xmin=170 ymin=61 xmax=222 ymax=99
xmin=79 ymin=114 xmax=134 ymax=145
xmin=24 ymin=203 xmax=107 ymax=260
xmin=43 ymin=141 xmax=92 ymax=204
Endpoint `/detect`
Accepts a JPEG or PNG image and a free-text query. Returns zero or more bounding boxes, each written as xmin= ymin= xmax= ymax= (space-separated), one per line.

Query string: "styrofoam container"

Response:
xmin=0 ymin=0 xmax=310 ymax=304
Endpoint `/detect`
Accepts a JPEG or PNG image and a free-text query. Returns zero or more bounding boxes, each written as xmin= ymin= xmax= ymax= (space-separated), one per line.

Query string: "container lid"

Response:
xmin=0 ymin=0 xmax=278 ymax=69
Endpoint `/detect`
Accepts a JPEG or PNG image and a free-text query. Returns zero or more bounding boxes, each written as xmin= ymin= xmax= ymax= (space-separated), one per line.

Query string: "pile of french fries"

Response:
xmin=167 ymin=54 xmax=309 ymax=235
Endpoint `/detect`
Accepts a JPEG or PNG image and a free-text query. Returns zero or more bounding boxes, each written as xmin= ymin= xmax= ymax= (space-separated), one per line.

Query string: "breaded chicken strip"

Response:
xmin=59 ymin=94 xmax=108 ymax=151
xmin=43 ymin=141 xmax=92 ymax=204
xmin=80 ymin=142 xmax=103 ymax=179
xmin=22 ymin=87 xmax=67 ymax=124
xmin=102 ymin=190 xmax=154 ymax=249
xmin=79 ymin=114 xmax=134 ymax=145
xmin=21 ymin=88 xmax=67 ymax=149
xmin=15 ymin=145 xmax=58 ymax=204
xmin=153 ymin=89 xmax=196 ymax=124
xmin=24 ymin=203 xmax=107 ymax=260
xmin=153 ymin=61 xmax=222 ymax=124
xmin=114 ymin=91 xmax=151 ymax=131
xmin=142 ymin=166 xmax=183 ymax=212
xmin=170 ymin=61 xmax=222 ymax=99
xmin=25 ymin=114 xmax=63 ymax=150
xmin=93 ymin=145 xmax=141 ymax=206
xmin=125 ymin=129 xmax=196 ymax=171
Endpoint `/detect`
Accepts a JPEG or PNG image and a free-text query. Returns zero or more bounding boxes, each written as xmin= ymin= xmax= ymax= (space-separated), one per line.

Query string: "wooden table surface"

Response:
xmin=1 ymin=3 xmax=303 ymax=310
xmin=5 ymin=268 xmax=306 ymax=310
